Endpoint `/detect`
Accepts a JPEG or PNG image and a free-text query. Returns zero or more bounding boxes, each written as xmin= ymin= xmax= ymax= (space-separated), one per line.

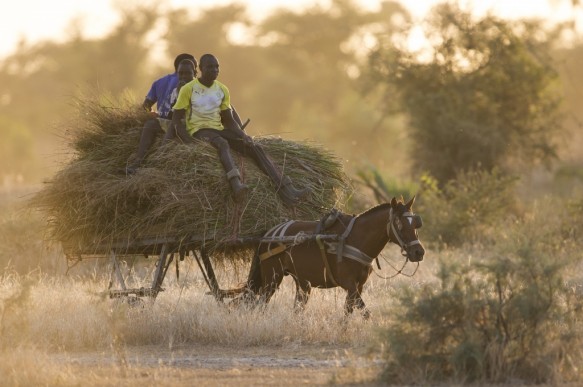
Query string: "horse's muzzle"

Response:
xmin=407 ymin=245 xmax=425 ymax=262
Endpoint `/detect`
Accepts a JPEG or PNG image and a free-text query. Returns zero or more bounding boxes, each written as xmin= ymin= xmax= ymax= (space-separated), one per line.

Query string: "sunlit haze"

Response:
xmin=0 ymin=0 xmax=580 ymax=58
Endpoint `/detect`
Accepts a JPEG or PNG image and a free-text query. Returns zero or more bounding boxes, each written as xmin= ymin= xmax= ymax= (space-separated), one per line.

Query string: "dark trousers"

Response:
xmin=193 ymin=128 xmax=284 ymax=185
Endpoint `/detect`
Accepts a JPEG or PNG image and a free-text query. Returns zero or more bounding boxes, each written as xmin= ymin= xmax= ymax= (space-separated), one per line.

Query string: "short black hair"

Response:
xmin=174 ymin=53 xmax=195 ymax=71
xmin=177 ymin=59 xmax=197 ymax=70
xmin=199 ymin=54 xmax=217 ymax=67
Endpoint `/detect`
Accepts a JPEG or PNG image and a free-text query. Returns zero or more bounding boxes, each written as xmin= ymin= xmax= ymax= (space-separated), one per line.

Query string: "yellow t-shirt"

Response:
xmin=173 ymin=78 xmax=231 ymax=135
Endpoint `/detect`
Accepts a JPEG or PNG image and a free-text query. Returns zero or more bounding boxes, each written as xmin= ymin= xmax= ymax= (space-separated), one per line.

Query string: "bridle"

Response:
xmin=387 ymin=207 xmax=422 ymax=259
xmin=373 ymin=207 xmax=423 ymax=279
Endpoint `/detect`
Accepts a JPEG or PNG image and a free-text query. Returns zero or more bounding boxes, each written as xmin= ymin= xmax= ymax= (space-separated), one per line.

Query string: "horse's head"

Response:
xmin=388 ymin=196 xmax=425 ymax=262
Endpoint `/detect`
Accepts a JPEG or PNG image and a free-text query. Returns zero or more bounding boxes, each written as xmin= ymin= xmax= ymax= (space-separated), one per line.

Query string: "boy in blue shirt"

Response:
xmin=126 ymin=53 xmax=196 ymax=174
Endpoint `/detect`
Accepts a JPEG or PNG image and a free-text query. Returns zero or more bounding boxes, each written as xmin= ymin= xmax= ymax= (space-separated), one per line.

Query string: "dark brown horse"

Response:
xmin=230 ymin=196 xmax=425 ymax=317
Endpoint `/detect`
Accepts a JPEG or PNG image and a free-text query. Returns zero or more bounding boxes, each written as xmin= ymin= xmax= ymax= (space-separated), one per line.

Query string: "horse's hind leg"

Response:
xmin=293 ymin=278 xmax=311 ymax=311
xmin=260 ymin=259 xmax=285 ymax=304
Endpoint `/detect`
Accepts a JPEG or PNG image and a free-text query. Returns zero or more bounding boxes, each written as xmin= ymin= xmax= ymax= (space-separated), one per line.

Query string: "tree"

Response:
xmin=368 ymin=4 xmax=564 ymax=183
xmin=0 ymin=5 xmax=157 ymax=131
xmin=165 ymin=1 xmax=412 ymax=170
xmin=0 ymin=6 xmax=157 ymax=180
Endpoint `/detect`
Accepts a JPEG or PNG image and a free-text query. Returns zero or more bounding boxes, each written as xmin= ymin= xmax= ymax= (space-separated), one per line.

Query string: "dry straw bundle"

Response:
xmin=32 ymin=96 xmax=352 ymax=255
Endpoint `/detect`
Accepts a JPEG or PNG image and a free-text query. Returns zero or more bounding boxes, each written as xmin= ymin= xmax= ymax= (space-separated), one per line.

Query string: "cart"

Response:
xmin=62 ymin=234 xmax=262 ymax=302
xmin=62 ymin=229 xmax=340 ymax=303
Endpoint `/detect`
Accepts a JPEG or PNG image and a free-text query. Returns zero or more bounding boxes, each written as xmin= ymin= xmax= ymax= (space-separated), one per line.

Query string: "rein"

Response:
xmin=373 ymin=255 xmax=419 ymax=279
xmin=316 ymin=235 xmax=339 ymax=286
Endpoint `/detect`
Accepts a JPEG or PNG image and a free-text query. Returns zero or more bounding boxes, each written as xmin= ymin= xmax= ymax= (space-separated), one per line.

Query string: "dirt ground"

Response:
xmin=54 ymin=344 xmax=384 ymax=386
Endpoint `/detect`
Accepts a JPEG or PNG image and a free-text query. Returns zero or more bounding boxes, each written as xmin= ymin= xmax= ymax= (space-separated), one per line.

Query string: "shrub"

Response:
xmin=354 ymin=164 xmax=419 ymax=209
xmin=378 ymin=198 xmax=583 ymax=384
xmin=417 ymin=168 xmax=518 ymax=247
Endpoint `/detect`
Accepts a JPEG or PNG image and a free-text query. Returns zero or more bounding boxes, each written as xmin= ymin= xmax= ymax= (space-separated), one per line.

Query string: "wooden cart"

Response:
xmin=62 ymin=231 xmax=339 ymax=303
xmin=62 ymin=234 xmax=262 ymax=302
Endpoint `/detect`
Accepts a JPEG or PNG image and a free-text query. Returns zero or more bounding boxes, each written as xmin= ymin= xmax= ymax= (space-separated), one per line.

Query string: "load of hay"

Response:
xmin=31 ymin=96 xmax=352 ymax=255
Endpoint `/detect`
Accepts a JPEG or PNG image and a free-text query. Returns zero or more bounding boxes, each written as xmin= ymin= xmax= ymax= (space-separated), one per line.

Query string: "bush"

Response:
xmin=353 ymin=164 xmax=419 ymax=210
xmin=417 ymin=168 xmax=518 ymax=248
xmin=378 ymin=198 xmax=583 ymax=385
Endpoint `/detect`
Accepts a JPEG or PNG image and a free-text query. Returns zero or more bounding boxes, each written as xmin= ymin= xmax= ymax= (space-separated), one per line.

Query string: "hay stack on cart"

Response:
xmin=31 ymin=97 xmax=352 ymax=258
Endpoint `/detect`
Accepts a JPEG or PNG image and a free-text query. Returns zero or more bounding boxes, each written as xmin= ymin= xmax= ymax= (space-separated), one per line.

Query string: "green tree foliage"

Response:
xmin=165 ymin=0 xmax=411 ymax=169
xmin=355 ymin=164 xmax=418 ymax=206
xmin=0 ymin=1 xmax=414 ymax=183
xmin=353 ymin=167 xmax=517 ymax=247
xmin=252 ymin=0 xmax=409 ymax=150
xmin=369 ymin=4 xmax=564 ymax=184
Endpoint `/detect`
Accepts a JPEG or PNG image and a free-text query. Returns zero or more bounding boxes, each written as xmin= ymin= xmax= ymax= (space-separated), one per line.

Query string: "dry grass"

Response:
xmin=0 ymin=250 xmax=438 ymax=386
xmin=0 ymin=255 xmax=437 ymax=351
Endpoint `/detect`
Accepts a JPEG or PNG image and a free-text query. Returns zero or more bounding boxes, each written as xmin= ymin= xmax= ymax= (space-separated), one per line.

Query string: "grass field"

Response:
xmin=3 ymin=182 xmax=583 ymax=386
xmin=1 ymin=186 xmax=440 ymax=386
xmin=0 ymin=254 xmax=437 ymax=386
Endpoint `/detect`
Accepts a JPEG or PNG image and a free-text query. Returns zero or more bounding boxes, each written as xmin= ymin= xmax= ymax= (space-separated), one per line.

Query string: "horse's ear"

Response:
xmin=405 ymin=195 xmax=416 ymax=209
xmin=390 ymin=197 xmax=398 ymax=207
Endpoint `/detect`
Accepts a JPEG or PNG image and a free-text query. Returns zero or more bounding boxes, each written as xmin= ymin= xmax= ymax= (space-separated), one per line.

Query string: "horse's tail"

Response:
xmin=211 ymin=248 xmax=262 ymax=298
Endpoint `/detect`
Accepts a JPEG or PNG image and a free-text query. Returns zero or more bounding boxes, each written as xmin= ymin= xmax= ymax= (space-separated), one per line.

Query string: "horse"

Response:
xmin=228 ymin=196 xmax=425 ymax=318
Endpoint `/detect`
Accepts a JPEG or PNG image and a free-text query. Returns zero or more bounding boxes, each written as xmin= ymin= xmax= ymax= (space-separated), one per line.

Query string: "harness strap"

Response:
xmin=326 ymin=242 xmax=375 ymax=267
xmin=259 ymin=220 xmax=296 ymax=262
xmin=259 ymin=243 xmax=287 ymax=261
xmin=337 ymin=216 xmax=357 ymax=263
xmin=388 ymin=208 xmax=405 ymax=253
xmin=264 ymin=220 xmax=295 ymax=239
xmin=316 ymin=235 xmax=338 ymax=286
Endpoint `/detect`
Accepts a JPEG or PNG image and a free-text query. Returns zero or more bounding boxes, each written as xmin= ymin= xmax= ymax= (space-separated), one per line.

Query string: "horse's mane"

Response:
xmin=356 ymin=202 xmax=393 ymax=217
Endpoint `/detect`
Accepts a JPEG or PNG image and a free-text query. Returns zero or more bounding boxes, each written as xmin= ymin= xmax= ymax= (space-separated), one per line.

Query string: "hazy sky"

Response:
xmin=0 ymin=0 xmax=579 ymax=58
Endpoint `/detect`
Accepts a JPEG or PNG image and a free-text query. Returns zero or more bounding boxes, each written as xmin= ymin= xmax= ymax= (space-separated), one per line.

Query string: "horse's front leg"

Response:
xmin=344 ymin=283 xmax=370 ymax=319
xmin=357 ymin=282 xmax=371 ymax=319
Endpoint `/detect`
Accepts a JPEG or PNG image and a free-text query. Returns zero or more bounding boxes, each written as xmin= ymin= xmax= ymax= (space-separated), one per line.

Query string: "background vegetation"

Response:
xmin=2 ymin=0 xmax=583 ymax=385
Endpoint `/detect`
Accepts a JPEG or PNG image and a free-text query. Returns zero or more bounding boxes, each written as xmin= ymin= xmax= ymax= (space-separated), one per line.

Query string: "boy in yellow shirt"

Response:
xmin=168 ymin=54 xmax=308 ymax=207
